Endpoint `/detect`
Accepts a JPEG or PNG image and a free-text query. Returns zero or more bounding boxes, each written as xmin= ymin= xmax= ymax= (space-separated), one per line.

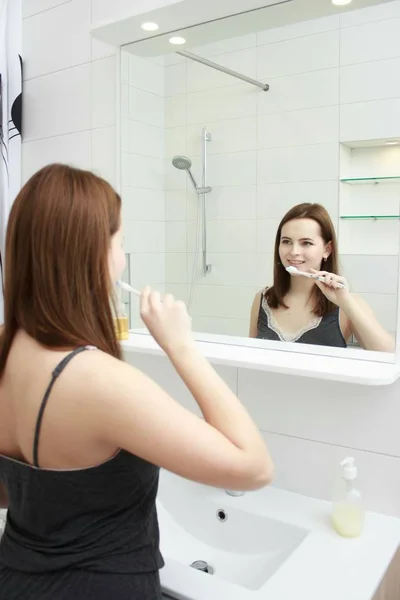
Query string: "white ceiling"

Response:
xmin=91 ymin=0 xmax=395 ymax=56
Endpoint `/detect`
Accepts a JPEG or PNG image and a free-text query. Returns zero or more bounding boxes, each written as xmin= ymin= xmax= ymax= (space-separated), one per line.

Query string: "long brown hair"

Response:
xmin=265 ymin=203 xmax=339 ymax=317
xmin=0 ymin=163 xmax=122 ymax=377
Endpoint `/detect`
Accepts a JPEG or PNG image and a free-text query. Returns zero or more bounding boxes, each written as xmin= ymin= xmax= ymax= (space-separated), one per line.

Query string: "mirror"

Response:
xmin=119 ymin=0 xmax=400 ymax=362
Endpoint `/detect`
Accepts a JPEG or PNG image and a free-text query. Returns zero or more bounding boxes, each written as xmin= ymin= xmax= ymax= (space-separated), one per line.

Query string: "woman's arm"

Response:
xmin=249 ymin=291 xmax=263 ymax=338
xmin=342 ymin=295 xmax=395 ymax=353
xmin=0 ymin=484 xmax=8 ymax=509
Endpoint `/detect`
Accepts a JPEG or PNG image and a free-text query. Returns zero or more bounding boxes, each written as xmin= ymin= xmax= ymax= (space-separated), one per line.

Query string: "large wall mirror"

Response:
xmin=118 ymin=0 xmax=400 ymax=364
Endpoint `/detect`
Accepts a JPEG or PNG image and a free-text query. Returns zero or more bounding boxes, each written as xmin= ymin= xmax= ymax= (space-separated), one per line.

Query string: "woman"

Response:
xmin=250 ymin=203 xmax=394 ymax=352
xmin=0 ymin=164 xmax=274 ymax=600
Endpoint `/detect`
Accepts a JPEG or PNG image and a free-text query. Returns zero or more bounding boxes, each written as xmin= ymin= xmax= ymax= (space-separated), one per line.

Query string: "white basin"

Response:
xmin=157 ymin=470 xmax=308 ymax=598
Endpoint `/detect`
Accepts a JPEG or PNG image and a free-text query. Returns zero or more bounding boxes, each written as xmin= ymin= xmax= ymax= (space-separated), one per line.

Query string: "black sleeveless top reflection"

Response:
xmin=257 ymin=293 xmax=347 ymax=348
xmin=0 ymin=346 xmax=164 ymax=600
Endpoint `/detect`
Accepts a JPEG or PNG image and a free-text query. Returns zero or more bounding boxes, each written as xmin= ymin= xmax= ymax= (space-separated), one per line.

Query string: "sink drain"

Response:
xmin=190 ymin=560 xmax=214 ymax=575
xmin=216 ymin=508 xmax=227 ymax=522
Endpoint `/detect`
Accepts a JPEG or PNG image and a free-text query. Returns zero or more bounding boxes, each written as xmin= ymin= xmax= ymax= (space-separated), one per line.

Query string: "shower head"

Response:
xmin=172 ymin=155 xmax=192 ymax=171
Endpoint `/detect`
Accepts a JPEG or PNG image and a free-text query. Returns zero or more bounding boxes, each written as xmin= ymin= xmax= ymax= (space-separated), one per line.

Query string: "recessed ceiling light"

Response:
xmin=169 ymin=36 xmax=186 ymax=45
xmin=141 ymin=22 xmax=159 ymax=31
xmin=332 ymin=0 xmax=352 ymax=5
xmin=386 ymin=141 xmax=399 ymax=145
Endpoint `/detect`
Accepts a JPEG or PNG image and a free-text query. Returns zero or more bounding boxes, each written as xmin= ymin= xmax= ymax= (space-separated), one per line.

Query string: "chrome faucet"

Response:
xmin=225 ymin=490 xmax=245 ymax=497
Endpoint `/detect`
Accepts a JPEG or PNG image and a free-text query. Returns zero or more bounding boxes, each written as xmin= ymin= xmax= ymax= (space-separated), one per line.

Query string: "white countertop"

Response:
xmin=122 ymin=330 xmax=400 ymax=386
xmin=160 ymin=486 xmax=400 ymax=600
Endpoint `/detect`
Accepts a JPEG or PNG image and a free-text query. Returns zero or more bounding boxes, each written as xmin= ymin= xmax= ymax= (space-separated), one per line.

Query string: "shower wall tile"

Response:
xmin=129 ymin=54 xmax=164 ymax=97
xmin=165 ymin=190 xmax=187 ymax=221
xmin=257 ymin=14 xmax=339 ymax=46
xmin=186 ymin=47 xmax=257 ymax=94
xmin=165 ymin=253 xmax=187 ymax=284
xmin=340 ymin=57 xmax=400 ymax=105
xmin=340 ymin=255 xmax=399 ymax=295
xmin=258 ymin=106 xmax=339 ymax=149
xmin=257 ymin=181 xmax=339 ymax=219
xmin=257 ymin=68 xmax=339 ymax=115
xmin=165 ymin=95 xmax=187 ymax=128
xmin=129 ymin=87 xmax=164 ymax=127
xmin=190 ymin=285 xmax=256 ymax=320
xmin=340 ymin=98 xmax=400 ymax=143
xmin=340 ymin=0 xmax=400 ymax=27
xmin=128 ymin=121 xmax=164 ymax=159
xmin=207 ymin=151 xmax=257 ymax=187
xmin=187 ymin=117 xmax=257 ymax=157
xmin=257 ymin=143 xmax=339 ymax=184
xmin=129 ymin=253 xmax=165 ymax=289
xmin=165 ymin=127 xmax=187 ymax=159
xmin=121 ymin=188 xmax=165 ymax=222
xmin=191 ymin=316 xmax=250 ymax=337
xmin=257 ymin=30 xmax=339 ymax=80
xmin=165 ymin=63 xmax=187 ymax=97
xmin=340 ymin=17 xmax=400 ymax=65
xmin=205 ymin=186 xmax=257 ymax=221
xmin=166 ymin=222 xmax=187 ymax=253
xmin=123 ymin=221 xmax=165 ymax=254
xmin=187 ymin=84 xmax=257 ymax=124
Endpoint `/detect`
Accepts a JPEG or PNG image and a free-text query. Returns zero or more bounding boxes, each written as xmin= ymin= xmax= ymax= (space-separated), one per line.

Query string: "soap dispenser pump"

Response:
xmin=331 ymin=457 xmax=365 ymax=538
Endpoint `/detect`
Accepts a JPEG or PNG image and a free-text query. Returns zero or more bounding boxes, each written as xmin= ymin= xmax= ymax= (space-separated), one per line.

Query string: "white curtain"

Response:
xmin=0 ymin=0 xmax=22 ymax=323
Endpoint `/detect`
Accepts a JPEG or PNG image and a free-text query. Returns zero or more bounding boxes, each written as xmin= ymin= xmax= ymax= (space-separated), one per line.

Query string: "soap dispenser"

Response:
xmin=331 ymin=457 xmax=365 ymax=538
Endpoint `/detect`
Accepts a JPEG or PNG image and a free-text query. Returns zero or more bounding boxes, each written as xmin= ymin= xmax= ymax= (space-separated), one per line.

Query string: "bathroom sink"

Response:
xmin=157 ymin=470 xmax=308 ymax=597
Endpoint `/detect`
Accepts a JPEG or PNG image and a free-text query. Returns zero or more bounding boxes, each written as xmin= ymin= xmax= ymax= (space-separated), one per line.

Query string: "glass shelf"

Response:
xmin=340 ymin=176 xmax=400 ymax=185
xmin=340 ymin=215 xmax=400 ymax=220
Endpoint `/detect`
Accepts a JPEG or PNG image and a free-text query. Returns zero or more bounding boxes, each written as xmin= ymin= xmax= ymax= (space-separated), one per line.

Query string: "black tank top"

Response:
xmin=0 ymin=346 xmax=164 ymax=574
xmin=257 ymin=293 xmax=347 ymax=348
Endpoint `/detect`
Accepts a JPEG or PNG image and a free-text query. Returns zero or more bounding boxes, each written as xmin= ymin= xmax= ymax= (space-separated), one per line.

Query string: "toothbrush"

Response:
xmin=116 ymin=280 xmax=141 ymax=297
xmin=286 ymin=266 xmax=345 ymax=289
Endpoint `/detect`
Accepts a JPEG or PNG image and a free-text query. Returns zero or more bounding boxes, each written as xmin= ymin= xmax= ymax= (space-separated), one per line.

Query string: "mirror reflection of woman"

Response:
xmin=249 ymin=203 xmax=395 ymax=352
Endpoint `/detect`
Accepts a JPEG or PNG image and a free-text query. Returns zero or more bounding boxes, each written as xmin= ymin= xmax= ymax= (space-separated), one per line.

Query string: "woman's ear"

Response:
xmin=324 ymin=240 xmax=332 ymax=260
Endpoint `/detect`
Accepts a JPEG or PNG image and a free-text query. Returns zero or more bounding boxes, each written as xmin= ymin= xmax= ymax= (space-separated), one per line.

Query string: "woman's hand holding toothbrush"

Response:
xmin=139 ymin=287 xmax=195 ymax=355
xmin=309 ymin=269 xmax=350 ymax=308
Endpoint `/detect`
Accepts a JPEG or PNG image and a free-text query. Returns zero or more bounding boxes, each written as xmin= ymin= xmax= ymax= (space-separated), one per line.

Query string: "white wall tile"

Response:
xmin=166 ymin=253 xmax=187 ymax=283
xmin=339 ymin=219 xmax=400 ymax=256
xmin=340 ymin=98 xmax=400 ymax=142
xmin=340 ymin=17 xmax=400 ymax=65
xmin=257 ymin=31 xmax=339 ymax=79
xmin=165 ymin=63 xmax=187 ymax=97
xmin=22 ymin=0 xmax=72 ymax=19
xmin=123 ymin=220 xmax=165 ymax=254
xmin=164 ymin=160 xmax=187 ymax=191
xmin=165 ymin=127 xmax=187 ymax=159
xmin=206 ymin=186 xmax=257 ymax=220
xmin=257 ymin=144 xmax=339 ymax=184
xmin=340 ymin=57 xmax=400 ymax=104
xmin=340 ymin=1 xmax=400 ymax=28
xmin=186 ymin=48 xmax=257 ymax=94
xmin=129 ymin=54 xmax=164 ymax=97
xmin=91 ymin=56 xmax=117 ymax=129
xmin=207 ymin=151 xmax=257 ymax=187
xmin=129 ymin=253 xmax=165 ymax=288
xmin=258 ymin=68 xmax=339 ymax=115
xmin=258 ymin=106 xmax=339 ymax=149
xmin=129 ymin=87 xmax=164 ymax=127
xmin=91 ymin=38 xmax=116 ymax=61
xmin=128 ymin=121 xmax=164 ymax=159
xmin=190 ymin=33 xmax=257 ymax=59
xmin=187 ymin=117 xmax=257 ymax=157
xmin=256 ymin=219 xmax=281 ymax=254
xmin=164 ymin=284 xmax=188 ymax=304
xmin=341 ymin=255 xmax=399 ymax=295
xmin=257 ymin=181 xmax=339 ymax=219
xmin=191 ymin=285 xmax=256 ymax=319
xmin=166 ymin=222 xmax=187 ymax=253
xmin=165 ymin=95 xmax=186 ymax=128
xmin=191 ymin=315 xmax=250 ymax=337
xmin=188 ymin=252 xmax=262 ymax=288
xmin=206 ymin=219 xmax=258 ymax=254
xmin=91 ymin=126 xmax=117 ymax=187
xmin=362 ymin=292 xmax=398 ymax=331
xmin=22 ymin=130 xmax=91 ymax=182
xmin=237 ymin=369 xmax=400 ymax=456
xmin=23 ymin=63 xmax=91 ymax=140
xmin=22 ymin=0 xmax=90 ymax=79
xmin=257 ymin=15 xmax=339 ymax=45
xmin=264 ymin=431 xmax=400 ymax=516
xmin=121 ymin=187 xmax=165 ymax=221
xmin=166 ymin=190 xmax=187 ymax=221
xmin=187 ymin=84 xmax=257 ymax=125
xmin=125 ymin=154 xmax=164 ymax=190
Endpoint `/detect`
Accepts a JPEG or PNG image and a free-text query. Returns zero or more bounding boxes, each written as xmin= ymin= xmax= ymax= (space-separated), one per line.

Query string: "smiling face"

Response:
xmin=279 ymin=218 xmax=332 ymax=273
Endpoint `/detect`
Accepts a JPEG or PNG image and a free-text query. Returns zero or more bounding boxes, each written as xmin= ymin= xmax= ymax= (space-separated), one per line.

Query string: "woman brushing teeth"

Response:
xmin=250 ymin=203 xmax=394 ymax=352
